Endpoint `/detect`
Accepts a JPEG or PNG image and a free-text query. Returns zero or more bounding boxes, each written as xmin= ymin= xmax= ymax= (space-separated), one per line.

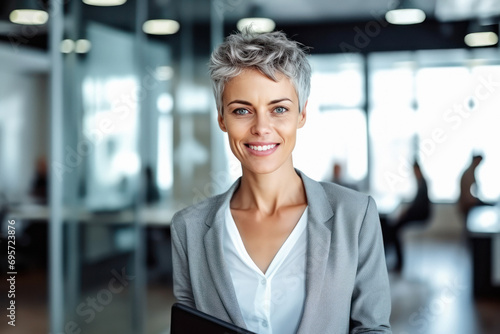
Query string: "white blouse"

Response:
xmin=223 ymin=203 xmax=308 ymax=334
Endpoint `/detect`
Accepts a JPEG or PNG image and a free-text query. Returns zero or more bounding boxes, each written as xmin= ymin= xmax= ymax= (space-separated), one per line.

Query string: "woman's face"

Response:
xmin=218 ymin=69 xmax=307 ymax=175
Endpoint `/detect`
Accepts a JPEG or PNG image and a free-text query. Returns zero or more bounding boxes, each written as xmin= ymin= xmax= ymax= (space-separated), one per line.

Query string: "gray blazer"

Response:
xmin=171 ymin=170 xmax=392 ymax=333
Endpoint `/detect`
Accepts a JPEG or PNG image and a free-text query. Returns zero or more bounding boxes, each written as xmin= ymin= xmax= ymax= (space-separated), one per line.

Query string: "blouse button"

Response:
xmin=261 ymin=278 xmax=266 ymax=285
xmin=262 ymin=320 xmax=268 ymax=328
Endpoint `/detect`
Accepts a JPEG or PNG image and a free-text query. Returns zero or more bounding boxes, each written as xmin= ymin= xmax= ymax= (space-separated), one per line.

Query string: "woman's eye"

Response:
xmin=233 ymin=108 xmax=249 ymax=115
xmin=274 ymin=106 xmax=288 ymax=114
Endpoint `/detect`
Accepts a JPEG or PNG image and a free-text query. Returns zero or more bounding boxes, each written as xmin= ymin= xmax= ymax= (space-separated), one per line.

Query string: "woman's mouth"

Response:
xmin=245 ymin=143 xmax=280 ymax=155
xmin=248 ymin=144 xmax=277 ymax=152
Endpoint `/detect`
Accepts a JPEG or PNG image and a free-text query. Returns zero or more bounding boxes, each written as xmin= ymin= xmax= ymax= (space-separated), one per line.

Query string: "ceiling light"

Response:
xmin=465 ymin=32 xmax=499 ymax=47
xmin=9 ymin=9 xmax=49 ymax=25
xmin=75 ymin=39 xmax=92 ymax=53
xmin=82 ymin=0 xmax=127 ymax=6
xmin=142 ymin=19 xmax=180 ymax=35
xmin=385 ymin=8 xmax=426 ymax=25
xmin=237 ymin=18 xmax=276 ymax=33
xmin=60 ymin=39 xmax=75 ymax=54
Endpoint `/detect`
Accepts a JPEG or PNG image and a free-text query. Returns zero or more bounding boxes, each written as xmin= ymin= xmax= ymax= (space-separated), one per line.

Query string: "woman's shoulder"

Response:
xmin=317 ymin=180 xmax=373 ymax=211
xmin=297 ymin=169 xmax=373 ymax=215
xmin=172 ymin=177 xmax=241 ymax=227
xmin=172 ymin=192 xmax=225 ymax=225
xmin=319 ymin=180 xmax=369 ymax=199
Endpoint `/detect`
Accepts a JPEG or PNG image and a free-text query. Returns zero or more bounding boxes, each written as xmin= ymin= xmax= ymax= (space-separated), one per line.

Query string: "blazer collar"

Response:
xmin=205 ymin=168 xmax=334 ymax=227
xmin=203 ymin=169 xmax=335 ymax=329
xmin=295 ymin=169 xmax=334 ymax=224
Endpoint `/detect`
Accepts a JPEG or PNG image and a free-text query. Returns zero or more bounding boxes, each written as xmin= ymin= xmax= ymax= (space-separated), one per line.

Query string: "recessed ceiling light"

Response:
xmin=385 ymin=9 xmax=426 ymax=25
xmin=9 ymin=9 xmax=49 ymax=25
xmin=142 ymin=19 xmax=180 ymax=35
xmin=75 ymin=39 xmax=92 ymax=53
xmin=60 ymin=39 xmax=75 ymax=54
xmin=82 ymin=0 xmax=127 ymax=6
xmin=237 ymin=18 xmax=276 ymax=33
xmin=465 ymin=32 xmax=499 ymax=47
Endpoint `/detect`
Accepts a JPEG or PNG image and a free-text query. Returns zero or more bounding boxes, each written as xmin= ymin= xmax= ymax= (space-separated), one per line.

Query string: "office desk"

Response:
xmin=467 ymin=206 xmax=500 ymax=235
xmin=3 ymin=202 xmax=180 ymax=319
xmin=6 ymin=203 xmax=178 ymax=225
xmin=466 ymin=205 xmax=500 ymax=297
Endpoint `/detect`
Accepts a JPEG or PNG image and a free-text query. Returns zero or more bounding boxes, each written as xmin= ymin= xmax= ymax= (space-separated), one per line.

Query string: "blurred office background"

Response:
xmin=0 ymin=0 xmax=500 ymax=333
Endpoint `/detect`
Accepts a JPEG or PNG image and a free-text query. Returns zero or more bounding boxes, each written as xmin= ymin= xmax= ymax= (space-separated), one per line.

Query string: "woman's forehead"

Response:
xmin=223 ymin=69 xmax=297 ymax=102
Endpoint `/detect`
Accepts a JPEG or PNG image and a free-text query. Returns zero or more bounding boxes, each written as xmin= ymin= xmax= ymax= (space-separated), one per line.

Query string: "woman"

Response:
xmin=171 ymin=30 xmax=391 ymax=334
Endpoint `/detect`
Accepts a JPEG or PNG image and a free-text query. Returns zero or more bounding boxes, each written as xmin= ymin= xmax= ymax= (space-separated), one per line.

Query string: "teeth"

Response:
xmin=249 ymin=144 xmax=276 ymax=151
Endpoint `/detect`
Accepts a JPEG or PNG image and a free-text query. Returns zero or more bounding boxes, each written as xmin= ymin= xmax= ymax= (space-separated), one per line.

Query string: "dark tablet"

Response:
xmin=170 ymin=302 xmax=256 ymax=334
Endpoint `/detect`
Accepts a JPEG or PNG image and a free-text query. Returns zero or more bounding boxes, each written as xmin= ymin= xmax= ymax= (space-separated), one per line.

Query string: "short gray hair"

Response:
xmin=209 ymin=29 xmax=311 ymax=115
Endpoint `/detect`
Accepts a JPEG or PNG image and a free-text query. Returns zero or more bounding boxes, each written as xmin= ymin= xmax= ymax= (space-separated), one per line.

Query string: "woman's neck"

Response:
xmin=231 ymin=162 xmax=306 ymax=215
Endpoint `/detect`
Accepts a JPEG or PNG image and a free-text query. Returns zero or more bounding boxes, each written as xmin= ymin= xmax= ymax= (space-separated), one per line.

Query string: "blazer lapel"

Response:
xmin=296 ymin=170 xmax=335 ymax=332
xmin=203 ymin=179 xmax=247 ymax=328
xmin=200 ymin=170 xmax=335 ymax=331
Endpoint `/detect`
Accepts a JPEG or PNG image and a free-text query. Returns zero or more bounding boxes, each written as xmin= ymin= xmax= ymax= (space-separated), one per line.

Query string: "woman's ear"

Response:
xmin=218 ymin=111 xmax=227 ymax=132
xmin=298 ymin=101 xmax=308 ymax=129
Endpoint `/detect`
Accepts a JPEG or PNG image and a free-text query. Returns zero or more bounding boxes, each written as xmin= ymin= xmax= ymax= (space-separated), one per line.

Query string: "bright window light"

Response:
xmin=237 ymin=18 xmax=276 ymax=33
xmin=9 ymin=9 xmax=48 ymax=25
xmin=157 ymin=116 xmax=173 ymax=190
xmin=142 ymin=19 xmax=180 ymax=35
xmin=465 ymin=32 xmax=499 ymax=47
xmin=386 ymin=9 xmax=426 ymax=25
xmin=311 ymin=70 xmax=363 ymax=107
xmin=82 ymin=0 xmax=127 ymax=6
xmin=157 ymin=93 xmax=173 ymax=114
xmin=112 ymin=151 xmax=140 ymax=176
xmin=415 ymin=67 xmax=471 ymax=201
xmin=369 ymin=106 xmax=416 ymax=199
xmin=295 ymin=108 xmax=367 ymax=183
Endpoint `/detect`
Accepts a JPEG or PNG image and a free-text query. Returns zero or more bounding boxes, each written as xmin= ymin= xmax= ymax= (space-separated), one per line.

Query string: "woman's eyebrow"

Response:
xmin=227 ymin=98 xmax=293 ymax=107
xmin=268 ymin=98 xmax=293 ymax=105
xmin=227 ymin=99 xmax=252 ymax=107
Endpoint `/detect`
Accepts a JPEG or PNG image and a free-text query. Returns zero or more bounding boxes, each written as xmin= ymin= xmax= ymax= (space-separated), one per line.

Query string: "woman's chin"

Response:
xmin=241 ymin=161 xmax=290 ymax=176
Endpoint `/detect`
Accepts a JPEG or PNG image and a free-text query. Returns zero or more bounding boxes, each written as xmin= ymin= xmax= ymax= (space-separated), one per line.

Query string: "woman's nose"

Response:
xmin=250 ymin=112 xmax=272 ymax=136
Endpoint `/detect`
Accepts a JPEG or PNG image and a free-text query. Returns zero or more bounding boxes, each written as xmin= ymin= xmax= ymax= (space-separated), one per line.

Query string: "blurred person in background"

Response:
xmin=144 ymin=165 xmax=160 ymax=204
xmin=383 ymin=161 xmax=431 ymax=272
xmin=170 ymin=29 xmax=391 ymax=334
xmin=30 ymin=156 xmax=48 ymax=204
xmin=458 ymin=154 xmax=486 ymax=218
xmin=330 ymin=162 xmax=358 ymax=191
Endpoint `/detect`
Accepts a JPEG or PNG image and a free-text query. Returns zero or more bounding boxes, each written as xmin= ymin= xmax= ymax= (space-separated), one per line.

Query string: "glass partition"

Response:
xmin=54 ymin=1 xmax=212 ymax=333
xmin=57 ymin=1 xmax=145 ymax=333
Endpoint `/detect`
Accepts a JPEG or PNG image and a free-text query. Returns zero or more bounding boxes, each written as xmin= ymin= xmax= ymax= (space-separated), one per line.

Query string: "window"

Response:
xmin=370 ymin=49 xmax=500 ymax=202
xmin=295 ymin=54 xmax=367 ymax=184
xmin=369 ymin=53 xmax=417 ymax=201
